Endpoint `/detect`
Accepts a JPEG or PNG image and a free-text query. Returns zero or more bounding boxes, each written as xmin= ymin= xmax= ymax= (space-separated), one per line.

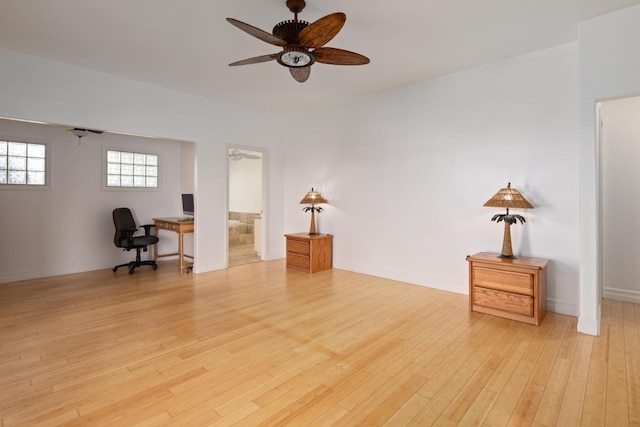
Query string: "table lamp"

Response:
xmin=483 ymin=182 xmax=533 ymax=258
xmin=299 ymin=187 xmax=327 ymax=234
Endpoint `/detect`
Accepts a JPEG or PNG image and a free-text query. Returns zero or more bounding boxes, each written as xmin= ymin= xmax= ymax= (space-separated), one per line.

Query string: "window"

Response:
xmin=0 ymin=141 xmax=47 ymax=186
xmin=106 ymin=149 xmax=158 ymax=188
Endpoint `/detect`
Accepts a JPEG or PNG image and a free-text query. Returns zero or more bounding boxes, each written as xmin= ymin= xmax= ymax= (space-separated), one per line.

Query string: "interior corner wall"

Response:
xmin=0 ymin=47 xmax=286 ymax=281
xmin=578 ymin=4 xmax=640 ymax=335
xmin=285 ymin=43 xmax=581 ymax=316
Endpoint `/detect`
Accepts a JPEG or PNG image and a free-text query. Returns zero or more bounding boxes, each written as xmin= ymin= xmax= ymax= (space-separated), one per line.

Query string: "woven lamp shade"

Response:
xmin=299 ymin=188 xmax=327 ymax=205
xmin=483 ymin=183 xmax=533 ymax=209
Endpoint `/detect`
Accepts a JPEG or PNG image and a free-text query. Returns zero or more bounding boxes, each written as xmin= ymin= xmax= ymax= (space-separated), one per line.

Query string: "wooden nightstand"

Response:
xmin=466 ymin=252 xmax=549 ymax=325
xmin=285 ymin=233 xmax=332 ymax=273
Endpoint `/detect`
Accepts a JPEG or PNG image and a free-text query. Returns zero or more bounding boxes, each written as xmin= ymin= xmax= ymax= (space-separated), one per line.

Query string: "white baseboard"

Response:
xmin=546 ymin=299 xmax=578 ymax=317
xmin=603 ymin=287 xmax=640 ymax=304
xmin=335 ymin=261 xmax=468 ymax=295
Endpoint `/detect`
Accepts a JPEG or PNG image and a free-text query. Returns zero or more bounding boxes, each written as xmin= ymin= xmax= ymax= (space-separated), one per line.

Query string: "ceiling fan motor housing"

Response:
xmin=273 ymin=20 xmax=308 ymax=44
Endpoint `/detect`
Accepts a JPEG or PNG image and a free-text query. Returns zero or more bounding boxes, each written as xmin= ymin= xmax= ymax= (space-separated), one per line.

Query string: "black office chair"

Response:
xmin=112 ymin=207 xmax=159 ymax=274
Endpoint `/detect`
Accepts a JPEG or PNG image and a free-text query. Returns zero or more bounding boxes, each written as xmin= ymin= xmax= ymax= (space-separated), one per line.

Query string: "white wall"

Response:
xmin=0 ymin=47 xmax=286 ymax=279
xmin=285 ymin=44 xmax=581 ymax=316
xmin=0 ymin=119 xmax=184 ymax=282
xmin=180 ymin=141 xmax=195 ymax=194
xmin=600 ymin=96 xmax=640 ymax=303
xmin=578 ymin=4 xmax=640 ymax=335
xmin=229 ymin=154 xmax=262 ymax=214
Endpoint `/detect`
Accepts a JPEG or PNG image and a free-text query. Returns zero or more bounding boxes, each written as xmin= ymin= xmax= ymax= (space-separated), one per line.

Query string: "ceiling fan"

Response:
xmin=66 ymin=127 xmax=104 ymax=144
xmin=227 ymin=0 xmax=370 ymax=83
xmin=229 ymin=149 xmax=261 ymax=160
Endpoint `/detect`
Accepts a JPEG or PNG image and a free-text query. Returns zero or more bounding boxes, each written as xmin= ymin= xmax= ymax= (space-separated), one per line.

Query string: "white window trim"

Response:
xmin=101 ymin=145 xmax=162 ymax=192
xmin=0 ymin=136 xmax=52 ymax=191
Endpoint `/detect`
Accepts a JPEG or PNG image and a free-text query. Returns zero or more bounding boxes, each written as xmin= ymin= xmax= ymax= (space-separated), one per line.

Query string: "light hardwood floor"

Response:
xmin=0 ymin=260 xmax=638 ymax=426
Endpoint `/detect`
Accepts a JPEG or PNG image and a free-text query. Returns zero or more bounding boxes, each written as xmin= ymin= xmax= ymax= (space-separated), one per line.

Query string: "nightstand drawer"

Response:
xmin=474 ymin=286 xmax=533 ymax=317
xmin=287 ymin=239 xmax=310 ymax=255
xmin=473 ymin=266 xmax=534 ymax=296
xmin=287 ymin=252 xmax=310 ymax=269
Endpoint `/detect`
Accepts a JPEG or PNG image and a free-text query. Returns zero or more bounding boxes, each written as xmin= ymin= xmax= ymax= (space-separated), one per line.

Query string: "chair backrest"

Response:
xmin=113 ymin=207 xmax=137 ymax=249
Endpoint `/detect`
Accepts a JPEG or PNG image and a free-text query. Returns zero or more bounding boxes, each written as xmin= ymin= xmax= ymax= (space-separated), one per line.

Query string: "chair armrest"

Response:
xmin=140 ymin=224 xmax=155 ymax=236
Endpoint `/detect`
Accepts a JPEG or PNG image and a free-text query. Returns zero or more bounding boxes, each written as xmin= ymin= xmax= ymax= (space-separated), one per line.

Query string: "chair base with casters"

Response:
xmin=112 ymin=207 xmax=160 ymax=275
xmin=112 ymin=246 xmax=158 ymax=275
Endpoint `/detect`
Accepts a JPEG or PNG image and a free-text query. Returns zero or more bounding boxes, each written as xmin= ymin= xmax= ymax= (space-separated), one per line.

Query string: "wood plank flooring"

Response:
xmin=0 ymin=260 xmax=638 ymax=426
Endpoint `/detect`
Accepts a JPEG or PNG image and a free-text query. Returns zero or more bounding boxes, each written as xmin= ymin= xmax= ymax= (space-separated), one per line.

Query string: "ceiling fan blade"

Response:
xmin=226 ymin=18 xmax=287 ymax=47
xmin=290 ymin=66 xmax=311 ymax=83
xmin=313 ymin=47 xmax=370 ymax=65
xmin=229 ymin=53 xmax=279 ymax=66
xmin=299 ymin=12 xmax=346 ymax=48
xmin=68 ymin=127 xmax=103 ymax=135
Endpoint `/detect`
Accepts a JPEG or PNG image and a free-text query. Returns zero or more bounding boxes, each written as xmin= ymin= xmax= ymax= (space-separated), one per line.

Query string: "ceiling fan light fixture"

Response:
xmin=278 ymin=46 xmax=314 ymax=68
xmin=70 ymin=128 xmax=89 ymax=139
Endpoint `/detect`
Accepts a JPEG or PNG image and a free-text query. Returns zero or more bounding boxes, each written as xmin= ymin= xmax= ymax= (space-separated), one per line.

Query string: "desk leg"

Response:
xmin=153 ymin=227 xmax=159 ymax=262
xmin=178 ymin=231 xmax=184 ymax=273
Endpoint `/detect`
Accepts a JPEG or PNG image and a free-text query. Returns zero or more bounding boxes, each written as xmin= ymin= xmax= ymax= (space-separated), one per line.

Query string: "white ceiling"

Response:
xmin=0 ymin=0 xmax=638 ymax=116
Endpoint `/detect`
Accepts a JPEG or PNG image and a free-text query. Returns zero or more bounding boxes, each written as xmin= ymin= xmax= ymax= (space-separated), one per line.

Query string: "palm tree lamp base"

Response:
xmin=483 ymin=183 xmax=534 ymax=260
xmin=498 ymin=222 xmax=515 ymax=258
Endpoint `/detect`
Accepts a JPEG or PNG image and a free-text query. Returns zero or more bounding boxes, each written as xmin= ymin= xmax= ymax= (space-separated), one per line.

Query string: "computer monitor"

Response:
xmin=181 ymin=193 xmax=194 ymax=217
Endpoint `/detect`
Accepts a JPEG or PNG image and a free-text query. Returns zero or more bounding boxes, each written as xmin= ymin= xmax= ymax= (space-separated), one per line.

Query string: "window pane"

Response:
xmin=28 ymin=144 xmax=45 ymax=158
xmin=27 ymin=157 xmax=45 ymax=171
xmin=146 ymin=176 xmax=157 ymax=187
xmin=146 ymin=166 xmax=157 ymax=176
xmin=9 ymin=170 xmax=26 ymax=184
xmin=8 ymin=156 xmax=26 ymax=170
xmin=121 ymin=152 xmax=133 ymax=164
xmin=8 ymin=142 xmax=26 ymax=156
xmin=0 ymin=157 xmax=6 ymax=170
xmin=27 ymin=171 xmax=45 ymax=185
xmin=107 ymin=175 xmax=121 ymax=186
xmin=107 ymin=163 xmax=120 ymax=174
xmin=121 ymin=175 xmax=134 ymax=187
xmin=0 ymin=170 xmax=6 ymax=183
xmin=133 ymin=165 xmax=145 ymax=176
xmin=133 ymin=176 xmax=145 ymax=187
xmin=121 ymin=164 xmax=133 ymax=175
xmin=107 ymin=150 xmax=120 ymax=162
xmin=146 ymin=154 xmax=158 ymax=166
xmin=133 ymin=153 xmax=146 ymax=165
xmin=0 ymin=141 xmax=7 ymax=156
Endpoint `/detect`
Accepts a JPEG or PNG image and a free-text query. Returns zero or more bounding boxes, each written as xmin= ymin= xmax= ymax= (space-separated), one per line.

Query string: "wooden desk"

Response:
xmin=153 ymin=218 xmax=194 ymax=273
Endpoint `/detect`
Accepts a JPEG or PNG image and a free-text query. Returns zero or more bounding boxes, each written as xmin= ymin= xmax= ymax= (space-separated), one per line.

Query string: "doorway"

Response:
xmin=227 ymin=147 xmax=264 ymax=266
xmin=599 ymin=95 xmax=640 ymax=305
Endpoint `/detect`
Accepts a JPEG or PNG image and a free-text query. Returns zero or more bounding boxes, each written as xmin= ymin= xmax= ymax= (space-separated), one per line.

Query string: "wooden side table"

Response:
xmin=466 ymin=252 xmax=549 ymax=325
xmin=285 ymin=233 xmax=332 ymax=273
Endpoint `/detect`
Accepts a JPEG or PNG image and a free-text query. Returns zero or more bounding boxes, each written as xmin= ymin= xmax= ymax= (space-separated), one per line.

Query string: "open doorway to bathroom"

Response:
xmin=227 ymin=147 xmax=264 ymax=266
xmin=598 ymin=95 xmax=640 ymax=305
